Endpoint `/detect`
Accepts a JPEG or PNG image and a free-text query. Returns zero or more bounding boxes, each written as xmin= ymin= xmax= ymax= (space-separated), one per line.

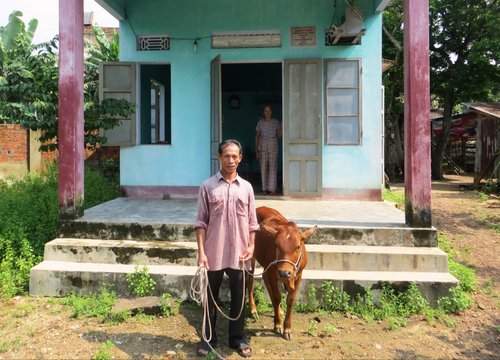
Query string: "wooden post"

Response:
xmin=404 ymin=0 xmax=432 ymax=227
xmin=58 ymin=0 xmax=84 ymax=219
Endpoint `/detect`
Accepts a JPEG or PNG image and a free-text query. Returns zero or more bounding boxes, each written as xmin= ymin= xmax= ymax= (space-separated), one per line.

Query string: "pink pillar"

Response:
xmin=404 ymin=0 xmax=432 ymax=227
xmin=58 ymin=0 xmax=84 ymax=218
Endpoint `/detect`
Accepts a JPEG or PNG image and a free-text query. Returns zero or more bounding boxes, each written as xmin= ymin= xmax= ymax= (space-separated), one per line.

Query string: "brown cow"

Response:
xmin=247 ymin=206 xmax=316 ymax=340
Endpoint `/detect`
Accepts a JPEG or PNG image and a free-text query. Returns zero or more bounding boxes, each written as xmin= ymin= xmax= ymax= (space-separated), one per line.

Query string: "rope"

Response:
xmin=188 ymin=249 xmax=303 ymax=359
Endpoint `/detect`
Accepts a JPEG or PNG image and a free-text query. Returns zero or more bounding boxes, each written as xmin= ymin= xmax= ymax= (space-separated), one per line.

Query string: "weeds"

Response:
xmin=160 ymin=292 xmax=180 ymax=317
xmin=0 ymin=164 xmax=121 ymax=298
xmin=0 ymin=337 xmax=23 ymax=353
xmin=62 ymin=288 xmax=126 ymax=323
xmin=383 ymin=189 xmax=405 ymax=208
xmin=92 ymin=340 xmax=115 ymax=360
xmin=307 ymin=319 xmax=318 ymax=336
xmin=126 ymin=266 xmax=156 ymax=297
xmin=253 ymin=282 xmax=272 ymax=314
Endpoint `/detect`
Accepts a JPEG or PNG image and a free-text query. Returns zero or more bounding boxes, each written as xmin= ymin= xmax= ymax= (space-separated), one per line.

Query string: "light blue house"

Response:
xmin=96 ymin=0 xmax=390 ymax=200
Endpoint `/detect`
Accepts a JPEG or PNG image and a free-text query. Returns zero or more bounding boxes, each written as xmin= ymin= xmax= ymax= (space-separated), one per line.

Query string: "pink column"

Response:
xmin=58 ymin=0 xmax=84 ymax=218
xmin=404 ymin=0 xmax=432 ymax=227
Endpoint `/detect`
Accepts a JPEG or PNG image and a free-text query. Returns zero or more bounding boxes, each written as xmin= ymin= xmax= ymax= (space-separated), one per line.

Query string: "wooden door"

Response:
xmin=283 ymin=59 xmax=322 ymax=195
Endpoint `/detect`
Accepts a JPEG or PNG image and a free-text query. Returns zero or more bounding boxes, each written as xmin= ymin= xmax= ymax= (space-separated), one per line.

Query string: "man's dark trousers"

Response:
xmin=204 ymin=268 xmax=246 ymax=347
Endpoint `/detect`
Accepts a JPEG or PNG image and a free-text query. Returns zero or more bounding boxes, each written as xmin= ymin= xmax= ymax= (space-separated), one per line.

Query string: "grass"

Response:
xmin=61 ymin=288 xmax=128 ymax=323
xmin=383 ymin=188 xmax=404 ymax=208
xmin=0 ymin=337 xmax=23 ymax=353
xmin=92 ymin=340 xmax=115 ymax=360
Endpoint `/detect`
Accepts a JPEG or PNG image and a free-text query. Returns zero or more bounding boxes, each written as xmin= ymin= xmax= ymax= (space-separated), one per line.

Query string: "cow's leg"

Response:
xmin=247 ymin=259 xmax=258 ymax=319
xmin=283 ymin=275 xmax=302 ymax=341
xmin=263 ymin=271 xmax=282 ymax=334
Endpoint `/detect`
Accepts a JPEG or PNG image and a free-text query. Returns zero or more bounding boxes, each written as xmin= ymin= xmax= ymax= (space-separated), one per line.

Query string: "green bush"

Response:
xmin=62 ymin=288 xmax=123 ymax=322
xmin=0 ymin=164 xmax=120 ymax=298
xmin=449 ymin=259 xmax=476 ymax=293
xmin=252 ymin=282 xmax=273 ymax=314
xmin=295 ymin=284 xmax=320 ymax=313
xmin=0 ymin=170 xmax=58 ymax=256
xmin=84 ymin=165 xmax=120 ymax=209
xmin=320 ymin=282 xmax=351 ymax=313
xmin=160 ymin=292 xmax=180 ymax=317
xmin=438 ymin=287 xmax=472 ymax=314
xmin=126 ymin=266 xmax=156 ymax=297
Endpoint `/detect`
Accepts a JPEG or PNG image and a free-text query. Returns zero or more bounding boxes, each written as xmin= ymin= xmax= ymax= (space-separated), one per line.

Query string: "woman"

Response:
xmin=255 ymin=104 xmax=281 ymax=195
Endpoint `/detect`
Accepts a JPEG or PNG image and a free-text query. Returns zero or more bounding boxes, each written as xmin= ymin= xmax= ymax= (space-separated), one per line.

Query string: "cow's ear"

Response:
xmin=260 ymin=222 xmax=279 ymax=236
xmin=301 ymin=225 xmax=317 ymax=242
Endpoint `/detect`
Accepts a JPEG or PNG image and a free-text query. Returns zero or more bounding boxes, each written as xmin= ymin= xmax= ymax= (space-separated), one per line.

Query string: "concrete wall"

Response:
xmin=117 ymin=0 xmax=383 ymax=195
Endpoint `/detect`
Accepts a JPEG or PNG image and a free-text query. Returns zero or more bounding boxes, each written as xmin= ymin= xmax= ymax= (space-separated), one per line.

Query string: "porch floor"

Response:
xmin=79 ymin=197 xmax=406 ymax=228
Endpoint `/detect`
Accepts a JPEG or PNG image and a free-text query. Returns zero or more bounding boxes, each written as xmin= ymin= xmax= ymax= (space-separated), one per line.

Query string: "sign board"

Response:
xmin=291 ymin=26 xmax=316 ymax=47
xmin=212 ymin=31 xmax=281 ymax=48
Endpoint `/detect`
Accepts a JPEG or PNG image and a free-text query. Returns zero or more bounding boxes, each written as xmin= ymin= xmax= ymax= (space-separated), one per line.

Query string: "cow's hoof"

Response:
xmin=251 ymin=310 xmax=259 ymax=320
xmin=274 ymin=325 xmax=283 ymax=335
xmin=283 ymin=330 xmax=292 ymax=341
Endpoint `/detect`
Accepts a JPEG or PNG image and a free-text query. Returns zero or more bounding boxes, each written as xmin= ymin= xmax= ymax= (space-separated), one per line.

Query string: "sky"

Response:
xmin=0 ymin=0 xmax=119 ymax=44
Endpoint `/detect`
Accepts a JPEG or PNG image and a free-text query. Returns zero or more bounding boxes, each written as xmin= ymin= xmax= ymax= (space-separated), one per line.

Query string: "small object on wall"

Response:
xmin=325 ymin=4 xmax=365 ymax=46
xmin=228 ymin=95 xmax=240 ymax=109
xmin=291 ymin=26 xmax=316 ymax=47
xmin=137 ymin=35 xmax=170 ymax=51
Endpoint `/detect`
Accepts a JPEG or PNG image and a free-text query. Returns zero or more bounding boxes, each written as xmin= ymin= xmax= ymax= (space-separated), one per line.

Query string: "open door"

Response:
xmin=283 ymin=59 xmax=322 ymax=196
xmin=210 ymin=56 xmax=222 ymax=175
xmin=99 ymin=62 xmax=137 ymax=146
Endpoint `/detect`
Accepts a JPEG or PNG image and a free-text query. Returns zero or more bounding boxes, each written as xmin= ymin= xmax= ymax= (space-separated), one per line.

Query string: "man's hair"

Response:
xmin=218 ymin=139 xmax=243 ymax=155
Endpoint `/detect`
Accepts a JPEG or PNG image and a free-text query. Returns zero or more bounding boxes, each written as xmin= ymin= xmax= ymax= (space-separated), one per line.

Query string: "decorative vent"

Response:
xmin=137 ymin=36 xmax=170 ymax=51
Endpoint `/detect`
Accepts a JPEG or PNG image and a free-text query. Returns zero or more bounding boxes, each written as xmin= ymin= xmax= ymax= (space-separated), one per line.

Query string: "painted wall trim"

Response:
xmin=322 ymin=188 xmax=382 ymax=201
xmin=122 ymin=185 xmax=199 ymax=199
xmin=96 ymin=0 xmax=125 ymax=21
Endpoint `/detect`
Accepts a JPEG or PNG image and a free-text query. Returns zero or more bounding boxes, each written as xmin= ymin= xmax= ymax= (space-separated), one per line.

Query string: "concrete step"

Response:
xmin=30 ymin=261 xmax=457 ymax=304
xmin=59 ymin=220 xmax=437 ymax=247
xmin=44 ymin=239 xmax=449 ymax=272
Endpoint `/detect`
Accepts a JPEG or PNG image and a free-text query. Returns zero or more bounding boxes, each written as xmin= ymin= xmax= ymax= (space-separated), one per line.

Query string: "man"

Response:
xmin=195 ymin=139 xmax=259 ymax=358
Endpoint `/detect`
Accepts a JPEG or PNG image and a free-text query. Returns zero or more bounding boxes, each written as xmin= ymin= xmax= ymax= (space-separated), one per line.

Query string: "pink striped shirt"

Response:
xmin=195 ymin=172 xmax=259 ymax=271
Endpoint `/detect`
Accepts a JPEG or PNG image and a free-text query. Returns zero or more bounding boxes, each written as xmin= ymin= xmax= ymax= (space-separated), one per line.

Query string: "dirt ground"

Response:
xmin=1 ymin=176 xmax=499 ymax=360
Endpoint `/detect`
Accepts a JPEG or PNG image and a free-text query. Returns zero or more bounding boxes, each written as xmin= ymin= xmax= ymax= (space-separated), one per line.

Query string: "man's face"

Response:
xmin=219 ymin=144 xmax=242 ymax=174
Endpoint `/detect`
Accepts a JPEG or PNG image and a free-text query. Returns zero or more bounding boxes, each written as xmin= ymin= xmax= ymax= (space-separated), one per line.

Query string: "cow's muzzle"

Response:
xmin=278 ymin=270 xmax=292 ymax=279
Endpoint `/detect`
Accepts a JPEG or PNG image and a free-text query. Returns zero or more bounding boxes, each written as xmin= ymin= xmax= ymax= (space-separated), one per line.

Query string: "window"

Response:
xmin=140 ymin=64 xmax=171 ymax=144
xmin=325 ymin=59 xmax=361 ymax=145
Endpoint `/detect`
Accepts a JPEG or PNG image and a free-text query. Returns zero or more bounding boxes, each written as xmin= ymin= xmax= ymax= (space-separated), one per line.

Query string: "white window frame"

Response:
xmin=324 ymin=58 xmax=362 ymax=145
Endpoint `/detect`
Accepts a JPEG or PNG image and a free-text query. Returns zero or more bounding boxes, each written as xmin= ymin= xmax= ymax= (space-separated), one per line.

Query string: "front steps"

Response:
xmin=44 ymin=238 xmax=448 ymax=272
xmin=31 ymin=238 xmax=457 ymax=304
xmin=59 ymin=220 xmax=437 ymax=247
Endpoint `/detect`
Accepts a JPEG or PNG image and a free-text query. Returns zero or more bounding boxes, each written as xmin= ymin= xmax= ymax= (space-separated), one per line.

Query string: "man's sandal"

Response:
xmin=231 ymin=342 xmax=252 ymax=358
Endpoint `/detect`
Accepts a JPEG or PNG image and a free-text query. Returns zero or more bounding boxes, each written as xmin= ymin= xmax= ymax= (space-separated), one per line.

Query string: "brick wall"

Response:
xmin=0 ymin=124 xmax=28 ymax=162
xmin=0 ymin=124 xmax=29 ymax=179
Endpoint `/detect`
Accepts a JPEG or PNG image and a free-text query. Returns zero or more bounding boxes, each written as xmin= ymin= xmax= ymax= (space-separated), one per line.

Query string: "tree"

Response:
xmin=0 ymin=11 xmax=133 ymax=151
xmin=382 ymin=1 xmax=405 ymax=181
xmin=382 ymin=0 xmax=500 ymax=180
xmin=0 ymin=11 xmax=51 ymax=126
xmin=430 ymin=0 xmax=500 ymax=179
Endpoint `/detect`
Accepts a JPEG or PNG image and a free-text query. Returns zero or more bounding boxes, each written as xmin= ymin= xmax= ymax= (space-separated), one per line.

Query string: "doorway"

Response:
xmin=220 ymin=63 xmax=283 ymax=194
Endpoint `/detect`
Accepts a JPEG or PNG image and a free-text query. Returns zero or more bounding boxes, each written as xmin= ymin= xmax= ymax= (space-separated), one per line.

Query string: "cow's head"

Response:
xmin=261 ymin=219 xmax=317 ymax=290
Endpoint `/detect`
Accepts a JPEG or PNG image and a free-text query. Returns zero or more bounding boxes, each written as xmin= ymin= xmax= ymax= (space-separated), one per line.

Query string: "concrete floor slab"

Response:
xmin=78 ymin=198 xmax=406 ymax=228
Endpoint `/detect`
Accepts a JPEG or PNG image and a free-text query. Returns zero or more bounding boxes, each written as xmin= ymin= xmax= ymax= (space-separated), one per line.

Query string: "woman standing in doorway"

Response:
xmin=256 ymin=104 xmax=281 ymax=195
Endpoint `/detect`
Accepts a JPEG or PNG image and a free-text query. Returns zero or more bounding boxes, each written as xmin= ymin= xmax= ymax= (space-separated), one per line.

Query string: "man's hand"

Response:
xmin=198 ymin=251 xmax=209 ymax=269
xmin=239 ymin=245 xmax=254 ymax=262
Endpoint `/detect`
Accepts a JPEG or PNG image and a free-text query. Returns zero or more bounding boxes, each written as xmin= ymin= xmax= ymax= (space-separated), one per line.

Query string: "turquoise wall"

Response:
xmin=118 ymin=0 xmax=383 ymax=190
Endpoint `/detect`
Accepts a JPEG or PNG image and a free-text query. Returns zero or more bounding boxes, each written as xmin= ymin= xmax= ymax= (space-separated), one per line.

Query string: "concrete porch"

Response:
xmin=58 ymin=197 xmax=436 ymax=247
xmin=30 ymin=198 xmax=457 ymax=303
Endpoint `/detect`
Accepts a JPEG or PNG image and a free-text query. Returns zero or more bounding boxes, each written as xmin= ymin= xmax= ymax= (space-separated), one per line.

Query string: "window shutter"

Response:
xmin=99 ymin=62 xmax=137 ymax=146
